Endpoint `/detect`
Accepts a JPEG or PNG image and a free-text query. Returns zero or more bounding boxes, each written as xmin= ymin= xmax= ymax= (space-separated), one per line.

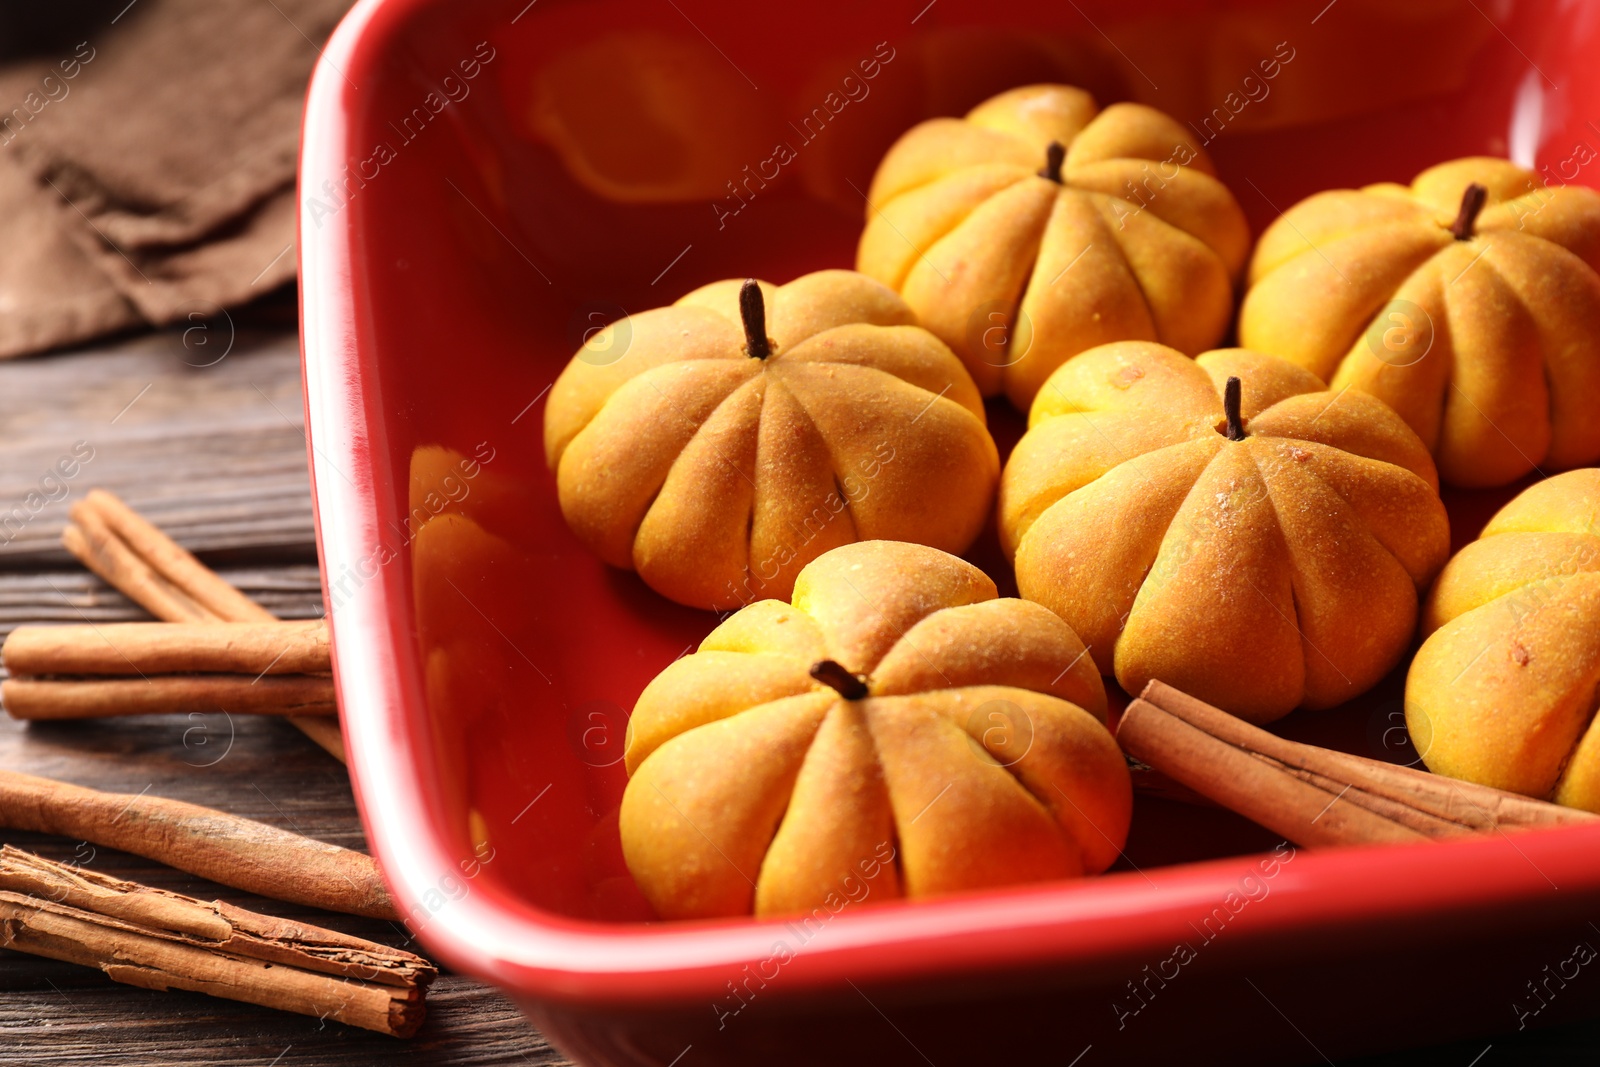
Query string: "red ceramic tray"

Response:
xmin=298 ymin=1 xmax=1600 ymax=1062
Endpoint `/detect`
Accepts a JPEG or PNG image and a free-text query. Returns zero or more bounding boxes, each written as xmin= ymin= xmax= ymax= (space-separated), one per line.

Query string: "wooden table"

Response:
xmin=0 ymin=325 xmax=1595 ymax=1065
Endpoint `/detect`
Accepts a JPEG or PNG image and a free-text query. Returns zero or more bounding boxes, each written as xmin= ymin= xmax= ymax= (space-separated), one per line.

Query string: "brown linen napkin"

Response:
xmin=0 ymin=0 xmax=353 ymax=359
xmin=0 ymin=151 xmax=141 ymax=357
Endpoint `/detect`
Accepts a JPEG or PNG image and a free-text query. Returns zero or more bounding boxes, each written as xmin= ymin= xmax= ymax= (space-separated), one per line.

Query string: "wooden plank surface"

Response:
xmin=0 ymin=331 xmax=572 ymax=1066
xmin=0 ymin=566 xmax=325 ymax=640
xmin=0 ymin=329 xmax=318 ymax=567
xmin=1 ymin=328 xmax=1597 ymax=1064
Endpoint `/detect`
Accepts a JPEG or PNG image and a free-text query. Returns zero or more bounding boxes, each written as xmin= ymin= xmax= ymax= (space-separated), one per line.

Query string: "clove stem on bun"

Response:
xmin=1223 ymin=376 xmax=1247 ymax=441
xmin=1449 ymin=183 xmax=1489 ymax=241
xmin=809 ymin=659 xmax=868 ymax=700
xmin=739 ymin=279 xmax=772 ymax=360
xmin=1039 ymin=141 xmax=1066 ymax=184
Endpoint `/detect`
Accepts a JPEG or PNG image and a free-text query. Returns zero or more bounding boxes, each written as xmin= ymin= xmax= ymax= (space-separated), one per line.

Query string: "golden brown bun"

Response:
xmin=1409 ymin=469 xmax=1600 ymax=810
xmin=544 ymin=270 xmax=998 ymax=610
xmin=1002 ymin=342 xmax=1449 ymax=723
xmin=1240 ymin=157 xmax=1600 ymax=487
xmin=855 ymin=84 xmax=1249 ymax=410
xmin=620 ymin=540 xmax=1129 ymax=920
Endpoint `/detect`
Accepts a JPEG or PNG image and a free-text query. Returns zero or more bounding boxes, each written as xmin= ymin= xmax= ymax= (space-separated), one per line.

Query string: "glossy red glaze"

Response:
xmin=299 ymin=1 xmax=1600 ymax=1062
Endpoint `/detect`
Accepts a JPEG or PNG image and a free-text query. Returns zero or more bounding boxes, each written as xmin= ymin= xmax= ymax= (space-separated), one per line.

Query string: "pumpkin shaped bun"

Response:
xmin=1408 ymin=470 xmax=1600 ymax=811
xmin=1240 ymin=157 xmax=1600 ymax=488
xmin=856 ymin=84 xmax=1250 ymax=409
xmin=1000 ymin=342 xmax=1451 ymax=724
xmin=544 ymin=270 xmax=998 ymax=610
xmin=620 ymin=540 xmax=1129 ymax=920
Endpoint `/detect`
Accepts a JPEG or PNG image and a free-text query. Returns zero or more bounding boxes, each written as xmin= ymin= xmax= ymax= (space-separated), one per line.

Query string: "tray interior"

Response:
xmin=334 ymin=0 xmax=1599 ymax=923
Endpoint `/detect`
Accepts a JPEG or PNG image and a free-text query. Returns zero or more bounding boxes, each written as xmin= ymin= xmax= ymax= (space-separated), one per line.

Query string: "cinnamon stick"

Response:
xmin=62 ymin=511 xmax=215 ymax=627
xmin=62 ymin=490 xmax=344 ymax=761
xmin=74 ymin=490 xmax=277 ymax=624
xmin=1119 ymin=681 xmax=1596 ymax=847
xmin=1119 ymin=697 xmax=1426 ymax=847
xmin=2 ymin=675 xmax=337 ymax=720
xmin=0 ymin=770 xmax=396 ymax=919
xmin=0 ymin=846 xmax=431 ymax=1036
xmin=3 ymin=620 xmax=329 ymax=677
xmin=1142 ymin=681 xmax=1594 ymax=832
xmin=1249 ymin=751 xmax=1470 ymax=839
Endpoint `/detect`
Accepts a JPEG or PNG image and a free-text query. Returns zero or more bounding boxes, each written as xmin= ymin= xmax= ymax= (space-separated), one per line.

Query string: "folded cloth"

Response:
xmin=0 ymin=150 xmax=141 ymax=357
xmin=0 ymin=0 xmax=353 ymax=359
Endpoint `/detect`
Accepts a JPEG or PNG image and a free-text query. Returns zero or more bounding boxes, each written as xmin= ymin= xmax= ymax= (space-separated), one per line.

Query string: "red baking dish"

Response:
xmin=298 ymin=0 xmax=1600 ymax=1062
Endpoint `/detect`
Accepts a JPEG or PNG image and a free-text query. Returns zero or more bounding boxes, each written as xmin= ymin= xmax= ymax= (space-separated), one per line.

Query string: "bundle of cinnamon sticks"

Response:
xmin=2 ymin=490 xmax=342 ymax=760
xmin=0 ymin=846 xmax=432 ymax=1037
xmin=1119 ymin=681 xmax=1596 ymax=845
xmin=2 ymin=620 xmax=334 ymax=718
xmin=0 ymin=491 xmax=438 ymax=1034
